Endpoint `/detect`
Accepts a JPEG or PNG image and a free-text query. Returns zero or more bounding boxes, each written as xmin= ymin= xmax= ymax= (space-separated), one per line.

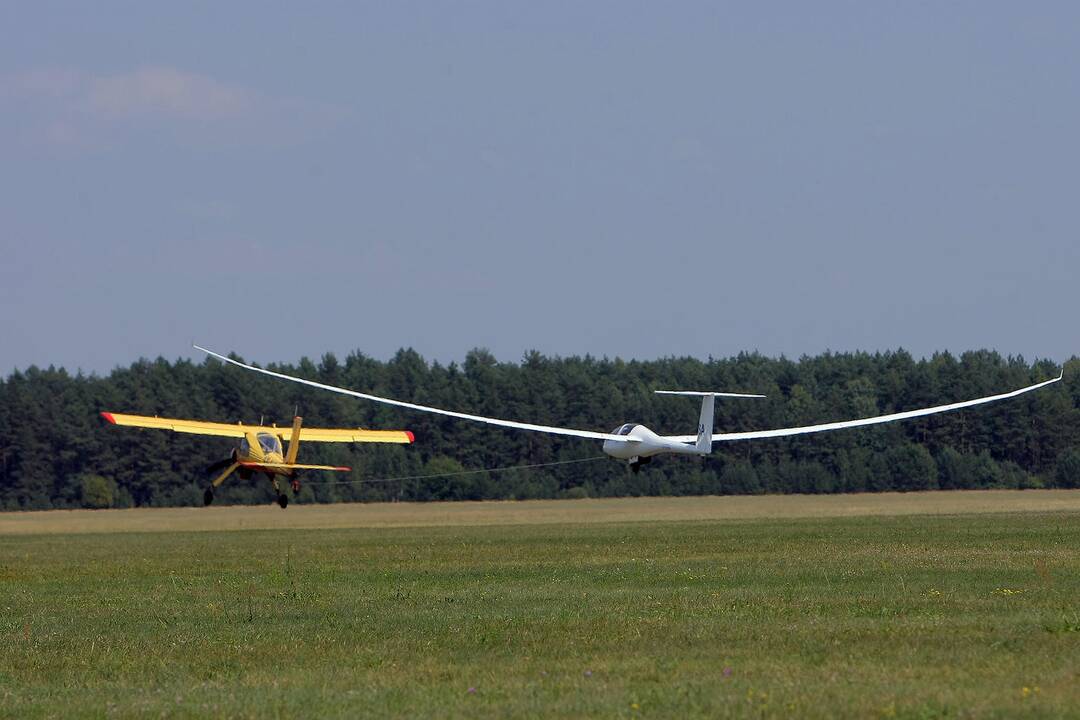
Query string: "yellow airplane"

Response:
xmin=101 ymin=412 xmax=414 ymax=508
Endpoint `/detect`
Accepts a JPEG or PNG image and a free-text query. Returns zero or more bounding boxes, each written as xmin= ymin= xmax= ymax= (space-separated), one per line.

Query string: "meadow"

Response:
xmin=1 ymin=492 xmax=1078 ymax=718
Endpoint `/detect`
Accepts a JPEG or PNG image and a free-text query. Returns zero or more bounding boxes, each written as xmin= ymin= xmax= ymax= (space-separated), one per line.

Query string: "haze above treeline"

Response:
xmin=5 ymin=5 xmax=1080 ymax=375
xmin=1 ymin=347 xmax=1078 ymax=510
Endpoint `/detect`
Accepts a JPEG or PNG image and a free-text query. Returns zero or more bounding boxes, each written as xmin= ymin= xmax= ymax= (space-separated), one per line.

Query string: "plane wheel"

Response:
xmin=277 ymin=493 xmax=289 ymax=509
xmin=204 ymin=488 xmax=214 ymax=506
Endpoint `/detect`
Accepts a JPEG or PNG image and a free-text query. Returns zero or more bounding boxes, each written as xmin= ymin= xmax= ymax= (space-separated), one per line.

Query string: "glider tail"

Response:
xmin=654 ymin=390 xmax=767 ymax=455
xmin=696 ymin=395 xmax=715 ymax=455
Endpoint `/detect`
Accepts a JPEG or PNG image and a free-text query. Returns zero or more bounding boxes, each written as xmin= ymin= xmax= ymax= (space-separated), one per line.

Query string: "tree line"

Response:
xmin=1 ymin=348 xmax=1078 ymax=509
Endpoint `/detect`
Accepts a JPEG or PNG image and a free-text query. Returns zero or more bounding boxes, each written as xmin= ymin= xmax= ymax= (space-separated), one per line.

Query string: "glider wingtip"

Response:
xmin=405 ymin=431 xmax=415 ymax=443
xmin=193 ymin=345 xmax=237 ymax=365
xmin=192 ymin=343 xmax=226 ymax=359
xmin=100 ymin=411 xmax=116 ymax=424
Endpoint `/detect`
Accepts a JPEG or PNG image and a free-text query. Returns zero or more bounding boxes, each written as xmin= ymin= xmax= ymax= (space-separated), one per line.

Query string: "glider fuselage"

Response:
xmin=601 ymin=424 xmax=703 ymax=462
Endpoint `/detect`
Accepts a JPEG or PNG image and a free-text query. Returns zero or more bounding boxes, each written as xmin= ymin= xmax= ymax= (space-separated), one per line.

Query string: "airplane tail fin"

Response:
xmin=285 ymin=416 xmax=302 ymax=464
xmin=654 ymin=390 xmax=767 ymax=455
xmin=696 ymin=395 xmax=715 ymax=455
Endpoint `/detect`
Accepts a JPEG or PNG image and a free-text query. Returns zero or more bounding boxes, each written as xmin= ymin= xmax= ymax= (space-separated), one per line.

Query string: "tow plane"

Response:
xmin=101 ymin=412 xmax=414 ymax=507
xmin=194 ymin=345 xmax=1063 ymax=471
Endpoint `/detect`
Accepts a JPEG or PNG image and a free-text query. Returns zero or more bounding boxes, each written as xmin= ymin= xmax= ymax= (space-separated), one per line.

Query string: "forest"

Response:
xmin=1 ymin=348 xmax=1078 ymax=509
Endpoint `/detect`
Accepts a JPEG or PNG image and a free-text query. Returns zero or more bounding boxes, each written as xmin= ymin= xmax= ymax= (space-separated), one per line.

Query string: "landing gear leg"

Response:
xmin=628 ymin=456 xmax=651 ymax=474
xmin=203 ymin=461 xmax=239 ymax=508
xmin=271 ymin=475 xmax=288 ymax=509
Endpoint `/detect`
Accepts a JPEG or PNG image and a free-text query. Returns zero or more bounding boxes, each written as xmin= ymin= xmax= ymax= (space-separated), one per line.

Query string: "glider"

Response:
xmin=102 ymin=412 xmax=413 ymax=507
xmin=194 ymin=345 xmax=1062 ymax=471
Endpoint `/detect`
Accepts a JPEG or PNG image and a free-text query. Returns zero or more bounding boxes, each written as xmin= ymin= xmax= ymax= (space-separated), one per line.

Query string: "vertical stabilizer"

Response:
xmin=285 ymin=416 xmax=302 ymax=464
xmin=696 ymin=395 xmax=715 ymax=455
xmin=655 ymin=389 xmax=765 ymax=455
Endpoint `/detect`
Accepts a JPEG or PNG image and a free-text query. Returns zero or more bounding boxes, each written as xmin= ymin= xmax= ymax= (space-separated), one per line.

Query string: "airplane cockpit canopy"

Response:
xmin=612 ymin=423 xmax=639 ymax=436
xmin=240 ymin=433 xmax=283 ymax=455
xmin=257 ymin=433 xmax=282 ymax=454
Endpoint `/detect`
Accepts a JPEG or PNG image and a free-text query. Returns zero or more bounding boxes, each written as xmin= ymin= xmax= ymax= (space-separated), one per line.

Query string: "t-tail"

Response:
xmin=696 ymin=395 xmax=715 ymax=454
xmin=654 ymin=390 xmax=767 ymax=455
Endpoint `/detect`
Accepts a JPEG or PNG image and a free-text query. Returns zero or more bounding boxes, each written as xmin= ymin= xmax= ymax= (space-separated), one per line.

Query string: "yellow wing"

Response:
xmin=101 ymin=413 xmax=414 ymax=444
xmin=288 ymin=428 xmax=414 ymax=444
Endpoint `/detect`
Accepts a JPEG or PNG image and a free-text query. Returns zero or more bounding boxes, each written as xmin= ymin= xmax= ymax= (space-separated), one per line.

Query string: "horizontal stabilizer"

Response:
xmin=655 ymin=390 xmax=766 ymax=399
xmin=239 ymin=461 xmax=351 ymax=472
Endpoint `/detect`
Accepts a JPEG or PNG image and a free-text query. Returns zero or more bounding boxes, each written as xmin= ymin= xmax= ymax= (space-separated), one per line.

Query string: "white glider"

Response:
xmin=194 ymin=345 xmax=1062 ymax=471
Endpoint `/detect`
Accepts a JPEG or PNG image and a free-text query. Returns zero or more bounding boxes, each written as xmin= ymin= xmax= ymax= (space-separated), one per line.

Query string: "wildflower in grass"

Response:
xmin=630 ymin=702 xmax=640 ymax=710
xmin=466 ymin=687 xmax=476 ymax=695
xmin=1021 ymin=686 xmax=1041 ymax=698
xmin=723 ymin=667 xmax=733 ymax=677
xmin=993 ymin=588 xmax=1025 ymax=596
xmin=583 ymin=670 xmax=592 ymax=678
xmin=926 ymin=588 xmax=942 ymax=598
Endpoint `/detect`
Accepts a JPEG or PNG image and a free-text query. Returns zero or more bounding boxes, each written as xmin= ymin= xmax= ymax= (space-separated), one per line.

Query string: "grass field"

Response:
xmin=2 ymin=492 xmax=1078 ymax=718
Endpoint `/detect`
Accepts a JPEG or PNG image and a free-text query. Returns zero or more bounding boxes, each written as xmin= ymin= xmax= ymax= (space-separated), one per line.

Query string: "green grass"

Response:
xmin=1 ymin=510 xmax=1078 ymax=718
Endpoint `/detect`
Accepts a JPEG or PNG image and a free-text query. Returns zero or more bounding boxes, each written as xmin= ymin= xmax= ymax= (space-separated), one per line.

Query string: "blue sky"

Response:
xmin=2 ymin=2 xmax=1077 ymax=374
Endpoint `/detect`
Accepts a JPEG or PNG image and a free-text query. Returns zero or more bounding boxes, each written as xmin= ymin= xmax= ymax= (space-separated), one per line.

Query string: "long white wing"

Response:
xmin=194 ymin=346 xmax=635 ymax=443
xmin=664 ymin=371 xmax=1063 ymax=443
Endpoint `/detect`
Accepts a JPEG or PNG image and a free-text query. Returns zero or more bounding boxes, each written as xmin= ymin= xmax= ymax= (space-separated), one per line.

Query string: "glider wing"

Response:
xmin=664 ymin=371 xmax=1064 ymax=443
xmin=194 ymin=345 xmax=633 ymax=442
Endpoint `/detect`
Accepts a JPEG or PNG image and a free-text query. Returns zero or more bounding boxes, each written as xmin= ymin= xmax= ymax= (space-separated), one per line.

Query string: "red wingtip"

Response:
xmin=405 ymin=431 xmax=415 ymax=443
xmin=101 ymin=412 xmax=117 ymax=424
xmin=336 ymin=466 xmax=352 ymax=472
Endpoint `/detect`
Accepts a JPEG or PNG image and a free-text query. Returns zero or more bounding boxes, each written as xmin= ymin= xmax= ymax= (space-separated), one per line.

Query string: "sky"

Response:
xmin=2 ymin=2 xmax=1078 ymax=375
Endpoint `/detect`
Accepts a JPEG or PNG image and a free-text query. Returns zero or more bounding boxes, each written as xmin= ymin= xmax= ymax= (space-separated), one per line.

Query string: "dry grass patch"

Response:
xmin=3 ymin=489 xmax=1080 ymax=536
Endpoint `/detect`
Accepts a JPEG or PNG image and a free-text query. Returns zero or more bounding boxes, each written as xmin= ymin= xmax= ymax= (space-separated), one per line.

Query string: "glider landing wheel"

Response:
xmin=203 ymin=487 xmax=215 ymax=506
xmin=276 ymin=493 xmax=289 ymax=509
